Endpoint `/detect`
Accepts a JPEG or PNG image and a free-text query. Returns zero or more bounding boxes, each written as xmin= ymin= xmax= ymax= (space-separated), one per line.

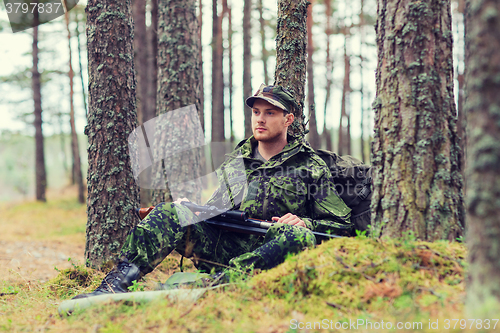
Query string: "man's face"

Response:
xmin=251 ymin=99 xmax=294 ymax=142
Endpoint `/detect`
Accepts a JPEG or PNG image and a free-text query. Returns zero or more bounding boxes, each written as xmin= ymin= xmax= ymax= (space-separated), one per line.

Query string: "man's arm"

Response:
xmin=301 ymin=174 xmax=353 ymax=236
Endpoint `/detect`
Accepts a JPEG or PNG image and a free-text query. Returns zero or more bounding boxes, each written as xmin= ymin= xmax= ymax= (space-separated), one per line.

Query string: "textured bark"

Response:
xmin=306 ymin=0 xmax=319 ymax=149
xmin=243 ymin=0 xmax=252 ymax=138
xmin=32 ymin=14 xmax=47 ymax=203
xmin=224 ymin=0 xmax=235 ymax=143
xmin=85 ymin=0 xmax=140 ymax=268
xmin=465 ymin=0 xmax=500 ymax=318
xmin=339 ymin=35 xmax=351 ymax=156
xmin=132 ymin=0 xmax=151 ymax=207
xmin=198 ymin=0 xmax=204 ymax=132
xmin=151 ymin=0 xmax=203 ymax=204
xmin=359 ymin=0 xmax=366 ymax=162
xmin=211 ymin=0 xmax=225 ymax=143
xmin=147 ymin=0 xmax=158 ymax=122
xmin=371 ymin=0 xmax=465 ymax=240
xmin=274 ymin=0 xmax=309 ymax=136
xmin=258 ymin=0 xmax=269 ymax=85
xmin=133 ymin=0 xmax=148 ymax=125
xmin=65 ymin=9 xmax=85 ymax=204
xmin=323 ymin=0 xmax=333 ymax=151
xmin=74 ymin=11 xmax=88 ymax=119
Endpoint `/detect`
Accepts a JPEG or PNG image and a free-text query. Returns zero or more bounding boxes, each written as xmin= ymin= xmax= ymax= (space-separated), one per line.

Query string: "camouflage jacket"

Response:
xmin=206 ymin=135 xmax=353 ymax=236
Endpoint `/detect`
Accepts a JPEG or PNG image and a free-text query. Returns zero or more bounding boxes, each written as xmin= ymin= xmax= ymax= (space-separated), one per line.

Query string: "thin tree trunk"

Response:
xmin=359 ymin=0 xmax=366 ymax=162
xmin=74 ymin=11 xmax=88 ymax=119
xmin=133 ymin=0 xmax=148 ymax=125
xmin=198 ymin=0 xmax=204 ymax=132
xmin=57 ymin=112 xmax=68 ymax=178
xmin=64 ymin=7 xmax=84 ymax=204
xmin=85 ymin=0 xmax=140 ymax=268
xmin=133 ymin=0 xmax=151 ymax=207
xmin=212 ymin=0 xmax=225 ymax=143
xmin=226 ymin=1 xmax=234 ymax=143
xmin=371 ymin=0 xmax=464 ymax=240
xmin=148 ymin=0 xmax=158 ymax=121
xmin=258 ymin=0 xmax=269 ymax=85
xmin=32 ymin=11 xmax=47 ymax=202
xmin=306 ymin=0 xmax=319 ymax=149
xmin=323 ymin=0 xmax=333 ymax=151
xmin=151 ymin=0 xmax=203 ymax=204
xmin=274 ymin=0 xmax=309 ymax=136
xmin=465 ymin=0 xmax=500 ymax=318
xmin=243 ymin=0 xmax=252 ymax=138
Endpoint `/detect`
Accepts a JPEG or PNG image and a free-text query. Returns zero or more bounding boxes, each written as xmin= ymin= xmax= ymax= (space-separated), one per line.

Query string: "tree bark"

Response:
xmin=274 ymin=0 xmax=309 ymax=136
xmin=258 ymin=0 xmax=269 ymax=85
xmin=359 ymin=0 xmax=366 ymax=162
xmin=133 ymin=0 xmax=148 ymax=125
xmin=243 ymin=0 xmax=252 ymax=138
xmin=225 ymin=0 xmax=235 ymax=143
xmin=74 ymin=10 xmax=88 ymax=119
xmin=371 ymin=0 xmax=465 ymax=240
xmin=147 ymin=0 xmax=158 ymax=123
xmin=465 ymin=0 xmax=500 ymax=318
xmin=339 ymin=34 xmax=351 ymax=156
xmin=323 ymin=0 xmax=333 ymax=151
xmin=211 ymin=0 xmax=225 ymax=143
xmin=151 ymin=0 xmax=203 ymax=204
xmin=64 ymin=8 xmax=85 ymax=204
xmin=306 ymin=0 xmax=319 ymax=149
xmin=32 ymin=13 xmax=47 ymax=203
xmin=85 ymin=0 xmax=140 ymax=268
xmin=133 ymin=0 xmax=151 ymax=207
xmin=198 ymin=0 xmax=204 ymax=132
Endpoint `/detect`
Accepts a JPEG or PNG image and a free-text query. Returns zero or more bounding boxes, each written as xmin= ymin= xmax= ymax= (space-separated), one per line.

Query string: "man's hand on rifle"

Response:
xmin=272 ymin=213 xmax=307 ymax=228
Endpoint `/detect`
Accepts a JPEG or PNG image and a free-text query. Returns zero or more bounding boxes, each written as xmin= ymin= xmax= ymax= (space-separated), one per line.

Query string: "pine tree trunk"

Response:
xmin=133 ymin=0 xmax=148 ymax=125
xmin=306 ymin=0 xmax=319 ymax=149
xmin=258 ymin=0 xmax=269 ymax=85
xmin=85 ymin=0 xmax=140 ymax=268
xmin=339 ymin=35 xmax=351 ymax=156
xmin=151 ymin=0 xmax=203 ymax=204
xmin=226 ymin=1 xmax=234 ymax=143
xmin=359 ymin=0 xmax=366 ymax=162
xmin=465 ymin=0 xmax=500 ymax=318
xmin=371 ymin=0 xmax=464 ymax=240
xmin=74 ymin=12 xmax=88 ymax=119
xmin=133 ymin=0 xmax=152 ymax=207
xmin=243 ymin=0 xmax=252 ymax=138
xmin=32 ymin=13 xmax=47 ymax=203
xmin=147 ymin=0 xmax=158 ymax=122
xmin=65 ymin=10 xmax=85 ymax=204
xmin=274 ymin=0 xmax=309 ymax=136
xmin=323 ymin=0 xmax=333 ymax=151
xmin=212 ymin=0 xmax=225 ymax=143
xmin=198 ymin=0 xmax=204 ymax=132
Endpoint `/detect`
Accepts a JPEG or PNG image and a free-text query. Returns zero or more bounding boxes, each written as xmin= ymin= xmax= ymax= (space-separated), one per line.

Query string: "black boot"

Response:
xmin=72 ymin=260 xmax=143 ymax=299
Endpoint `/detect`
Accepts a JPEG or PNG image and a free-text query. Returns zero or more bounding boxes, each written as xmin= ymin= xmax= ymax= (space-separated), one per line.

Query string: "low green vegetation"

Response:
xmin=0 ymin=197 xmax=474 ymax=332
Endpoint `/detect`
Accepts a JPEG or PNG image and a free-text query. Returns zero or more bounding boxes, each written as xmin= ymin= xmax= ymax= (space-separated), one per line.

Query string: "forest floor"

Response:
xmin=0 ymin=189 xmax=483 ymax=333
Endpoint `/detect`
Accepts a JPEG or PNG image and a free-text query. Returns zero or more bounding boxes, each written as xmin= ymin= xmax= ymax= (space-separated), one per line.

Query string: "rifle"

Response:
xmin=136 ymin=202 xmax=343 ymax=240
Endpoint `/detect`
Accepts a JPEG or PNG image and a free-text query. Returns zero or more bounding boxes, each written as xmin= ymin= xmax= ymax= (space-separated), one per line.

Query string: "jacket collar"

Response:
xmin=229 ymin=134 xmax=313 ymax=166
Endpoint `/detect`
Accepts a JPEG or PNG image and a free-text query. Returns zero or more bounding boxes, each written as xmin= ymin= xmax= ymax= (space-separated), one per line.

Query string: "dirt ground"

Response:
xmin=0 ymin=239 xmax=85 ymax=283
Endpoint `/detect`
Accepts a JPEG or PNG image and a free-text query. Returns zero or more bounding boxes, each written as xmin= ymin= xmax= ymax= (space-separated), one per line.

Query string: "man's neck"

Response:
xmin=257 ymin=136 xmax=288 ymax=160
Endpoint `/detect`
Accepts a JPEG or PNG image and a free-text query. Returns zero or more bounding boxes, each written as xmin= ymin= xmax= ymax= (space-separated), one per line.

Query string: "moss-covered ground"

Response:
xmin=0 ymin=196 xmax=479 ymax=332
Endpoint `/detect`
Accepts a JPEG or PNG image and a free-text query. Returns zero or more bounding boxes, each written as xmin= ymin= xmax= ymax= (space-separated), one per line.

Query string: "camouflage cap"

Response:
xmin=245 ymin=83 xmax=297 ymax=113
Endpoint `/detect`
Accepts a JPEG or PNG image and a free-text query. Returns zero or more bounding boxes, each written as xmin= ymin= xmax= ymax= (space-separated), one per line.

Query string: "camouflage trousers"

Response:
xmin=120 ymin=202 xmax=316 ymax=274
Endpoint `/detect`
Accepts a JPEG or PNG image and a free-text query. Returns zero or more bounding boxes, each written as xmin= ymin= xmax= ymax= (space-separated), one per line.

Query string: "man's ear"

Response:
xmin=285 ymin=113 xmax=294 ymax=126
